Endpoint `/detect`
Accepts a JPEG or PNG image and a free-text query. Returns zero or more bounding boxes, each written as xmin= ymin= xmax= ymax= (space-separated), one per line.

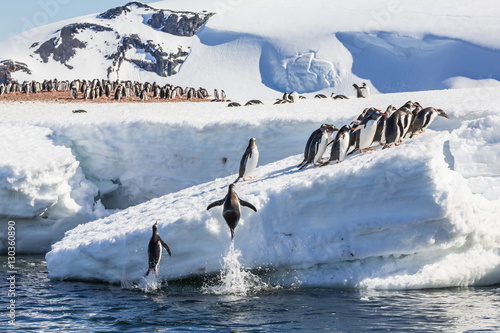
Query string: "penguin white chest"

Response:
xmin=338 ymin=132 xmax=350 ymax=161
xmin=423 ymin=112 xmax=438 ymax=130
xmin=243 ymin=148 xmax=259 ymax=178
xmin=314 ymin=132 xmax=330 ymax=164
xmin=359 ymin=120 xmax=378 ymax=149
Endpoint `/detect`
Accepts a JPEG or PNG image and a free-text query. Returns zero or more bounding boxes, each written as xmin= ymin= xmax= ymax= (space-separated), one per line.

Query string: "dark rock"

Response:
xmin=148 ymin=11 xmax=214 ymax=37
xmin=34 ymin=23 xmax=114 ymax=65
xmin=98 ymin=1 xmax=153 ymax=19
xmin=0 ymin=60 xmax=32 ymax=83
xmin=108 ymin=34 xmax=189 ymax=77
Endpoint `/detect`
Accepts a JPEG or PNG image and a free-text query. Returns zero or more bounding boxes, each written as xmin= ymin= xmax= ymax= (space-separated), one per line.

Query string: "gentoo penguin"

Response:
xmin=405 ymin=102 xmax=423 ymax=138
xmin=383 ymin=108 xmax=407 ymax=149
xmin=353 ymin=83 xmax=370 ymax=98
xmin=353 ymin=84 xmax=363 ymax=98
xmin=145 ymin=222 xmax=171 ymax=276
xmin=228 ymin=102 xmax=241 ymax=107
xmin=314 ymin=94 xmax=327 ymax=99
xmin=298 ymin=124 xmax=337 ymax=170
xmin=352 ymin=107 xmax=383 ymax=153
xmin=326 ymin=125 xmax=352 ymax=164
xmin=410 ymin=107 xmax=450 ymax=137
xmin=360 ymin=83 xmax=370 ymax=98
xmin=374 ymin=105 xmax=397 ymax=144
xmin=207 ymin=184 xmax=257 ymax=240
xmin=245 ymin=99 xmax=264 ymax=106
xmin=331 ymin=92 xmax=348 ymax=100
xmin=213 ymin=89 xmax=220 ymax=101
xmin=220 ymin=90 xmax=227 ymax=102
xmin=289 ymin=91 xmax=299 ymax=103
xmin=234 ymin=138 xmax=259 ymax=183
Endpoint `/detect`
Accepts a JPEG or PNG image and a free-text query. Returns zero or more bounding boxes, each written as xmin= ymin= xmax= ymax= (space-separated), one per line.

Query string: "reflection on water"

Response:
xmin=1 ymin=255 xmax=499 ymax=332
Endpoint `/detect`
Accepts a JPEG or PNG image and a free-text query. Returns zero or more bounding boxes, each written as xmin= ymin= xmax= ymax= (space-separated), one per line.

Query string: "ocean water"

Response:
xmin=1 ymin=254 xmax=500 ymax=332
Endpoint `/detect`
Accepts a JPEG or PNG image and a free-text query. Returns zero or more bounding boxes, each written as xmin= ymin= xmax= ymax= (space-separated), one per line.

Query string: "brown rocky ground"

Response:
xmin=0 ymin=90 xmax=209 ymax=103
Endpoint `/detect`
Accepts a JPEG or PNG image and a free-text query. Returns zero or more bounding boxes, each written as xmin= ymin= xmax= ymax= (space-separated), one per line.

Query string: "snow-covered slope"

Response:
xmin=1 ymin=1 xmax=500 ymax=99
xmin=1 ymin=86 xmax=499 ymax=288
xmin=42 ymin=87 xmax=500 ymax=289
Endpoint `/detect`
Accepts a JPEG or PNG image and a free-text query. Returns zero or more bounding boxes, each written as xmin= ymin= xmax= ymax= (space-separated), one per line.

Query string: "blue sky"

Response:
xmin=0 ymin=0 xmax=156 ymax=42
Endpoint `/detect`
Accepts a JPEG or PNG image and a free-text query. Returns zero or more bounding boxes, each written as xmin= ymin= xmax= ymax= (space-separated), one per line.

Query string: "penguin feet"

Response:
xmin=243 ymin=175 xmax=257 ymax=181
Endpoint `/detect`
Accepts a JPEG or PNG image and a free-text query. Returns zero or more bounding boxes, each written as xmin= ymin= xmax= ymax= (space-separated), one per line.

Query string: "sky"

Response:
xmin=0 ymin=0 xmax=156 ymax=42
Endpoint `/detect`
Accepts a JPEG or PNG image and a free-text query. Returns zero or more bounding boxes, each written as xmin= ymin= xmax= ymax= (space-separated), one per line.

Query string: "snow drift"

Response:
xmin=0 ymin=86 xmax=490 ymax=289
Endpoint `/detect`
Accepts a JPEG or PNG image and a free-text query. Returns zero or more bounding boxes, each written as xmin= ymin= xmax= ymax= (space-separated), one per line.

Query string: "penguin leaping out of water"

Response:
xmin=207 ymin=184 xmax=257 ymax=240
xmin=145 ymin=222 xmax=171 ymax=276
xmin=234 ymin=138 xmax=259 ymax=183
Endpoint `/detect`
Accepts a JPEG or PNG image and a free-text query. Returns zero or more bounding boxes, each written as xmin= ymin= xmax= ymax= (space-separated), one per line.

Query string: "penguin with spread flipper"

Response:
xmin=207 ymin=184 xmax=257 ymax=240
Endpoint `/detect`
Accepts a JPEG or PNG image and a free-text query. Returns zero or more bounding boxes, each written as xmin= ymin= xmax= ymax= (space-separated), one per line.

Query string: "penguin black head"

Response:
xmin=152 ymin=221 xmax=158 ymax=232
xmin=437 ymin=109 xmax=450 ymax=119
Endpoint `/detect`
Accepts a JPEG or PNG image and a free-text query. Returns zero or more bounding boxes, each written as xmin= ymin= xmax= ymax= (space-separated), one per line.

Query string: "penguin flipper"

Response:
xmin=239 ymin=199 xmax=257 ymax=212
xmin=159 ymin=238 xmax=171 ymax=256
xmin=207 ymin=199 xmax=224 ymax=210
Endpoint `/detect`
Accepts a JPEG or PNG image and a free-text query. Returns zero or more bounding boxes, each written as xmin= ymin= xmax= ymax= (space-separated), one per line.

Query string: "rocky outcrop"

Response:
xmin=99 ymin=1 xmax=213 ymax=37
xmin=109 ymin=35 xmax=189 ymax=77
xmin=34 ymin=23 xmax=114 ymax=68
xmin=98 ymin=1 xmax=153 ymax=19
xmin=0 ymin=60 xmax=32 ymax=83
xmin=18 ymin=2 xmax=213 ymax=79
xmin=148 ymin=11 xmax=214 ymax=37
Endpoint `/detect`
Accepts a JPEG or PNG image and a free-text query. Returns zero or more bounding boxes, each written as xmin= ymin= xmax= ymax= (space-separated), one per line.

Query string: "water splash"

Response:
xmin=121 ymin=273 xmax=166 ymax=293
xmin=202 ymin=242 xmax=269 ymax=295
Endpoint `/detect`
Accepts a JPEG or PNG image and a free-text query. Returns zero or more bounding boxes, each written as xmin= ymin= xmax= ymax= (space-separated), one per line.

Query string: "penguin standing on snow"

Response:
xmin=353 ymin=83 xmax=370 ymax=98
xmin=352 ymin=107 xmax=383 ymax=153
xmin=410 ymin=107 xmax=450 ymax=137
xmin=374 ymin=105 xmax=396 ymax=145
xmin=297 ymin=124 xmax=336 ymax=170
xmin=383 ymin=108 xmax=406 ymax=149
xmin=234 ymin=138 xmax=259 ymax=183
xmin=207 ymin=184 xmax=257 ymax=240
xmin=360 ymin=83 xmax=370 ymax=98
xmin=326 ymin=125 xmax=352 ymax=164
xmin=145 ymin=222 xmax=171 ymax=276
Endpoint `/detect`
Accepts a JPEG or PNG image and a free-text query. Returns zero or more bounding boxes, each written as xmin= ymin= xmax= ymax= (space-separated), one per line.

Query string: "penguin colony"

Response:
xmin=228 ymin=89 xmax=348 ymax=107
xmin=0 ymin=78 xmax=227 ymax=103
xmin=298 ymin=100 xmax=449 ymax=167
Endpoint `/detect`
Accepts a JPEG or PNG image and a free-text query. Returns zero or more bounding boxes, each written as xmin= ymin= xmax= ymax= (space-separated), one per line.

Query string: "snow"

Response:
xmin=1 ymin=0 xmax=500 ymax=290
xmin=1 ymin=86 xmax=499 ymax=289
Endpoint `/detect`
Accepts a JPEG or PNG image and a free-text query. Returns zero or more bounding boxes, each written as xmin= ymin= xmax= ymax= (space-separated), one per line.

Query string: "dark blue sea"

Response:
xmin=1 ymin=255 xmax=499 ymax=332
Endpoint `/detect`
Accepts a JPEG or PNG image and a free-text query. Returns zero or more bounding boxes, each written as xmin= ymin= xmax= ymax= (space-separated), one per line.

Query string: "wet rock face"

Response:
xmin=148 ymin=11 xmax=214 ymax=37
xmin=34 ymin=23 xmax=113 ymax=67
xmin=0 ymin=60 xmax=32 ymax=83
